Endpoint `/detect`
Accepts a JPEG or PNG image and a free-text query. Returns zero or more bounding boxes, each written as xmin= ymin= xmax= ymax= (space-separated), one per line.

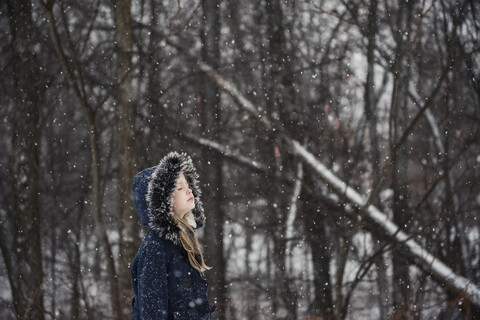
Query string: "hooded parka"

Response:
xmin=130 ymin=152 xmax=213 ymax=320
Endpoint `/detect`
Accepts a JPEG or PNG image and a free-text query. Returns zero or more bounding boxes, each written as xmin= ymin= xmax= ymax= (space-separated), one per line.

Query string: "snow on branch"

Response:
xmin=286 ymin=161 xmax=303 ymax=273
xmin=182 ymin=132 xmax=267 ymax=172
xmin=196 ymin=60 xmax=273 ymax=129
xmin=286 ymin=161 xmax=303 ymax=244
xmin=291 ymin=140 xmax=480 ymax=307
xmin=194 ymin=57 xmax=480 ymax=307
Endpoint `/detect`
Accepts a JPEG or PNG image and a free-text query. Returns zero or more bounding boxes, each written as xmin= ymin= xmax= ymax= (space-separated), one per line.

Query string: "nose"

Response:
xmin=187 ymin=187 xmax=192 ymax=195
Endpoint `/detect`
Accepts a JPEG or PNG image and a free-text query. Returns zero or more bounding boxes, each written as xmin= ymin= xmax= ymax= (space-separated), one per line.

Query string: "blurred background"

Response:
xmin=1 ymin=0 xmax=479 ymax=319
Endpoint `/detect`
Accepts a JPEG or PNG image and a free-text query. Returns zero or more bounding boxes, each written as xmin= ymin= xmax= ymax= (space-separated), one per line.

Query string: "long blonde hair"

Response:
xmin=176 ymin=215 xmax=211 ymax=273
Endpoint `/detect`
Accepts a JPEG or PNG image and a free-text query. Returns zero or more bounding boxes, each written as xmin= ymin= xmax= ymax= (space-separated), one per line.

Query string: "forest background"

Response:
xmin=1 ymin=0 xmax=479 ymax=319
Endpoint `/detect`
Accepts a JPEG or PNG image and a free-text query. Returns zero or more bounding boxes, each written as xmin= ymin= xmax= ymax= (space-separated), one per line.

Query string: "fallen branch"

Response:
xmin=190 ymin=53 xmax=480 ymax=308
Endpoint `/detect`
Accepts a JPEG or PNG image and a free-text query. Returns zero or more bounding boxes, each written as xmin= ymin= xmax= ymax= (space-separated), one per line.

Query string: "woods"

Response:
xmin=0 ymin=0 xmax=479 ymax=319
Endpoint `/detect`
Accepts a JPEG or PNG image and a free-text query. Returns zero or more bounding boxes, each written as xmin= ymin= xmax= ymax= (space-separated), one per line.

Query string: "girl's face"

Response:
xmin=171 ymin=173 xmax=195 ymax=219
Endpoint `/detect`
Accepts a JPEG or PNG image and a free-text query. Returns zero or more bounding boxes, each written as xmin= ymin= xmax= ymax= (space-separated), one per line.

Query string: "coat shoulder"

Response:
xmin=141 ymin=230 xmax=180 ymax=256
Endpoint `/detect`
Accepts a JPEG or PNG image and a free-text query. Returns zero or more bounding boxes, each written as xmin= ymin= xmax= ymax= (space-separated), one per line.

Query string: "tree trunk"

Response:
xmin=86 ymin=108 xmax=124 ymax=320
xmin=265 ymin=0 xmax=297 ymax=317
xmin=114 ymin=0 xmax=139 ymax=312
xmin=200 ymin=0 xmax=227 ymax=318
xmin=391 ymin=91 xmax=411 ymax=319
xmin=195 ymin=48 xmax=480 ymax=311
xmin=364 ymin=0 xmax=389 ymax=318
xmin=6 ymin=0 xmax=45 ymax=318
xmin=50 ymin=227 xmax=57 ymax=317
xmin=69 ymin=207 xmax=84 ymax=320
xmin=390 ymin=1 xmax=414 ymax=318
xmin=302 ymin=174 xmax=333 ymax=320
xmin=364 ymin=0 xmax=381 ymax=189
xmin=68 ymin=236 xmax=81 ymax=320
xmin=38 ymin=3 xmax=124 ymax=317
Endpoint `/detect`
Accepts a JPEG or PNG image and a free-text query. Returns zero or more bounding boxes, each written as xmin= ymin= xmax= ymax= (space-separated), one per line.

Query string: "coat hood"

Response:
xmin=132 ymin=152 xmax=205 ymax=245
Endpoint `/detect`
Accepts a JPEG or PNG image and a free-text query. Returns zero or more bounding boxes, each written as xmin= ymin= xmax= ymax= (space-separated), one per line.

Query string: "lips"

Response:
xmin=188 ymin=197 xmax=194 ymax=202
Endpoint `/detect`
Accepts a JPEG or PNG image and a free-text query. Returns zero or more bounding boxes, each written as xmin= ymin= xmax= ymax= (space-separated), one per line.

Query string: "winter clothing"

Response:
xmin=130 ymin=232 xmax=213 ymax=320
xmin=130 ymin=152 xmax=213 ymax=320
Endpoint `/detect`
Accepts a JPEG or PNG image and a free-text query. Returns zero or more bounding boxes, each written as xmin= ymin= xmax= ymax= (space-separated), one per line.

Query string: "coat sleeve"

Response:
xmin=136 ymin=243 xmax=170 ymax=320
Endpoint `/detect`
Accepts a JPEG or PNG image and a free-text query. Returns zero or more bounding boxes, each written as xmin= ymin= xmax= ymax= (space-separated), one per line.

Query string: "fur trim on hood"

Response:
xmin=132 ymin=152 xmax=205 ymax=245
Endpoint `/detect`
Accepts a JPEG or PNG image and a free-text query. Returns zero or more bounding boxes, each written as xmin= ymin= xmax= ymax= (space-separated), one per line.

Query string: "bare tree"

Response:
xmin=37 ymin=1 xmax=123 ymax=318
xmin=1 ymin=0 xmax=479 ymax=319
xmin=385 ymin=2 xmax=416 ymax=317
xmin=194 ymin=53 xmax=480 ymax=312
xmin=3 ymin=0 xmax=45 ymax=318
xmin=113 ymin=0 xmax=140 ymax=312
xmin=199 ymin=0 xmax=228 ymax=318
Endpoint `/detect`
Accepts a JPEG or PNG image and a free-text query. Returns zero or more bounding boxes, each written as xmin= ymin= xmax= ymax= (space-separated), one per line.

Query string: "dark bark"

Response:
xmin=302 ymin=174 xmax=333 ymax=320
xmin=388 ymin=1 xmax=415 ymax=318
xmin=114 ymin=0 xmax=139 ymax=313
xmin=38 ymin=2 xmax=123 ymax=318
xmin=364 ymin=0 xmax=381 ymax=190
xmin=391 ymin=58 xmax=413 ymax=320
xmin=86 ymin=108 xmax=124 ymax=320
xmin=200 ymin=0 xmax=227 ymax=319
xmin=364 ymin=0 xmax=389 ymax=318
xmin=0 ymin=0 xmax=479 ymax=318
xmin=5 ymin=0 xmax=45 ymax=318
xmin=68 ymin=235 xmax=81 ymax=320
xmin=265 ymin=0 xmax=297 ymax=318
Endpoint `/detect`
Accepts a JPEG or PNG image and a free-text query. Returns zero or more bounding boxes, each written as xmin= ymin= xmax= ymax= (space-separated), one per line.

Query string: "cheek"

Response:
xmin=171 ymin=194 xmax=179 ymax=205
xmin=173 ymin=193 xmax=186 ymax=205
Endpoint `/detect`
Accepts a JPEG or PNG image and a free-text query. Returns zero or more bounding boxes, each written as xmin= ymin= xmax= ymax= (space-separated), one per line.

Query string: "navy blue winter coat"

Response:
xmin=130 ymin=153 xmax=213 ymax=320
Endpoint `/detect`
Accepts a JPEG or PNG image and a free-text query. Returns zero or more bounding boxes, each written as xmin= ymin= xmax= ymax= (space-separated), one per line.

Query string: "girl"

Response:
xmin=130 ymin=152 xmax=214 ymax=319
